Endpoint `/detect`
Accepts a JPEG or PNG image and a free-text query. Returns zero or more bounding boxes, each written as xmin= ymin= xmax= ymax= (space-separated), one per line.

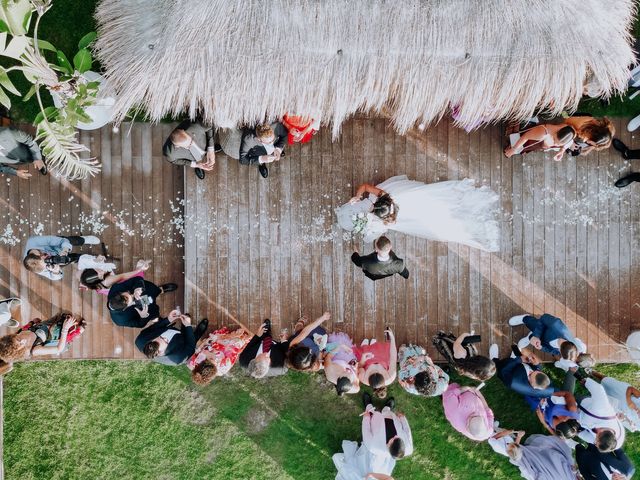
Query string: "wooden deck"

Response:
xmin=0 ymin=117 xmax=637 ymax=362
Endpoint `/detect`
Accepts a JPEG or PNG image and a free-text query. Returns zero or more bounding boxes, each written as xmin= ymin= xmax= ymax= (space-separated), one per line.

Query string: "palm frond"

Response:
xmin=35 ymin=121 xmax=101 ymax=180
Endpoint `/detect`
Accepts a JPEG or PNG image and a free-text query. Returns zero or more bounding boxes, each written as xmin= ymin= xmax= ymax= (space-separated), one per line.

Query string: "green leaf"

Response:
xmin=34 ymin=105 xmax=58 ymax=125
xmin=56 ymin=50 xmax=73 ymax=75
xmin=0 ymin=86 xmax=11 ymax=110
xmin=0 ymin=0 xmax=33 ymax=36
xmin=21 ymin=8 xmax=31 ymax=32
xmin=73 ymin=48 xmax=92 ymax=74
xmin=0 ymin=67 xmax=19 ymax=95
xmin=0 ymin=19 xmax=8 ymax=33
xmin=77 ymin=31 xmax=96 ymax=50
xmin=35 ymin=39 xmax=56 ymax=52
xmin=22 ymin=84 xmax=37 ymax=102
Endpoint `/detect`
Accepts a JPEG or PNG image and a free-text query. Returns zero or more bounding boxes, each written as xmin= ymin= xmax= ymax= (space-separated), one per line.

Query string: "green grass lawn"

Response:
xmin=4 ymin=361 xmax=639 ymax=480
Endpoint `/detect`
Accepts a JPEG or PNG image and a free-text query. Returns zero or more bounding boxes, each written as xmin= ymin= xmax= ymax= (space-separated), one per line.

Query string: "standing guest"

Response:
xmin=163 ymin=120 xmax=221 ymax=180
xmin=0 ymin=312 xmax=85 ymax=369
xmin=324 ymin=331 xmax=360 ymax=395
xmin=565 ymin=370 xmax=626 ymax=452
xmin=333 ymin=438 xmax=395 ymax=480
xmin=564 ymin=115 xmax=614 ymax=156
xmin=282 ymin=114 xmax=319 ymax=144
xmin=0 ymin=297 xmax=21 ymax=328
xmin=535 ymin=391 xmax=581 ymax=439
xmin=589 ymin=370 xmax=640 ymax=432
xmin=351 ymin=236 xmax=409 ymax=281
xmin=107 ymin=276 xmax=177 ymax=328
xmin=239 ymin=122 xmax=287 ymax=179
xmin=508 ymin=312 xmax=587 ymax=359
xmin=576 ymin=443 xmax=635 ymax=480
xmin=187 ymin=316 xmax=253 ymax=385
xmin=23 ymin=234 xmax=101 ymax=280
xmin=397 ymin=344 xmax=449 ymax=397
xmin=356 ymin=328 xmax=397 ymax=399
xmin=361 ymin=392 xmax=413 ymax=461
xmin=80 ymin=258 xmax=150 ymax=295
xmin=489 ymin=429 xmax=579 ymax=480
xmin=135 ymin=310 xmax=208 ymax=366
xmin=0 ymin=126 xmax=47 ymax=179
xmin=442 ymin=383 xmax=494 ymax=441
xmin=287 ymin=312 xmax=330 ymax=372
xmin=433 ymin=331 xmax=496 ymax=381
xmin=238 ymin=319 xmax=289 ymax=378
xmin=490 ymin=344 xmax=556 ymax=401
xmin=614 ymin=171 xmax=640 ymax=188
xmin=504 ymin=123 xmax=576 ymax=161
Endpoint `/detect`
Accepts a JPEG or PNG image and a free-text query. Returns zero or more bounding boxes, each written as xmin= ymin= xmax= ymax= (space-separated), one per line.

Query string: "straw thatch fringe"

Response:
xmin=94 ymin=0 xmax=637 ymax=137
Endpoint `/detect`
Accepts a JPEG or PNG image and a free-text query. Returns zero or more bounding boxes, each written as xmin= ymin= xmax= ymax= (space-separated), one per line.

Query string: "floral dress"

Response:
xmin=398 ymin=344 xmax=449 ymax=396
xmin=187 ymin=327 xmax=251 ymax=376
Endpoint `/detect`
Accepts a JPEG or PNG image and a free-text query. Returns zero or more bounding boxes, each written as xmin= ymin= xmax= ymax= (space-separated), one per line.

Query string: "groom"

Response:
xmin=351 ymin=236 xmax=409 ymax=281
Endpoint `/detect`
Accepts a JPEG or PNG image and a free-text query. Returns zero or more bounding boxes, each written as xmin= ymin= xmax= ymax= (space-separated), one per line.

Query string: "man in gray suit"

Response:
xmin=351 ymin=236 xmax=410 ymax=281
xmin=162 ymin=120 xmax=221 ymax=180
xmin=0 ymin=127 xmax=47 ymax=179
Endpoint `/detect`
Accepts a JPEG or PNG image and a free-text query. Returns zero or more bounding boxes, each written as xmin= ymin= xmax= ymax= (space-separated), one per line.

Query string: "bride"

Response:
xmin=336 ymin=175 xmax=500 ymax=252
xmin=333 ymin=440 xmax=395 ymax=480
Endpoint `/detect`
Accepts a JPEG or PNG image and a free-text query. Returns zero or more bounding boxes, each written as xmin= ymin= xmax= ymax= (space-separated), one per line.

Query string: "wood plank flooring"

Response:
xmin=185 ymin=116 xmax=639 ymax=362
xmin=0 ymin=117 xmax=636 ymax=362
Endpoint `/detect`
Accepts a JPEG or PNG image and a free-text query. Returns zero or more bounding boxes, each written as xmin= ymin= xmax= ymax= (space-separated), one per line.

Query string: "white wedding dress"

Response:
xmin=333 ymin=440 xmax=396 ymax=480
xmin=336 ymin=175 xmax=500 ymax=252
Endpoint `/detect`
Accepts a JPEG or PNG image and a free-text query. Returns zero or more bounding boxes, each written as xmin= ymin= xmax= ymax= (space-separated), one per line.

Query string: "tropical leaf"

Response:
xmin=0 ymin=0 xmax=33 ymax=36
xmin=22 ymin=83 xmax=36 ymax=101
xmin=35 ymin=120 xmax=101 ymax=179
xmin=0 ymin=86 xmax=10 ymax=109
xmin=35 ymin=38 xmax=55 ymax=52
xmin=77 ymin=31 xmax=96 ymax=50
xmin=0 ymin=66 xmax=19 ymax=94
xmin=55 ymin=49 xmax=72 ymax=74
xmin=0 ymin=19 xmax=8 ymax=33
xmin=1 ymin=34 xmax=29 ymax=59
xmin=73 ymin=48 xmax=91 ymax=73
xmin=33 ymin=105 xmax=57 ymax=124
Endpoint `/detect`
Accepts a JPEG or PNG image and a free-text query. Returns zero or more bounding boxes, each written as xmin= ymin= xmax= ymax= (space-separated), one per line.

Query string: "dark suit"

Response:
xmin=576 ymin=444 xmax=635 ymax=480
xmin=496 ymin=356 xmax=556 ymax=398
xmin=239 ymin=122 xmax=287 ymax=166
xmin=238 ymin=333 xmax=289 ymax=377
xmin=351 ymin=251 xmax=409 ymax=281
xmin=107 ymin=277 xmax=161 ymax=328
xmin=134 ymin=318 xmax=195 ymax=365
xmin=163 ymin=120 xmax=215 ymax=167
xmin=0 ymin=127 xmax=42 ymax=176
xmin=522 ymin=313 xmax=580 ymax=356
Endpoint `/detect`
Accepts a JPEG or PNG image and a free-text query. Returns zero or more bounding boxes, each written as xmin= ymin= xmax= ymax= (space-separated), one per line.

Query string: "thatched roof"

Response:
xmin=94 ymin=0 xmax=637 ymax=136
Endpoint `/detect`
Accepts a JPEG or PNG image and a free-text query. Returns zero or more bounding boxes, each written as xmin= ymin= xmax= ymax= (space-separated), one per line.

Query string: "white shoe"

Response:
xmin=627 ymin=113 xmax=640 ymax=132
xmin=82 ymin=235 xmax=100 ymax=245
xmin=517 ymin=335 xmax=531 ymax=351
xmin=5 ymin=319 xmax=19 ymax=328
xmin=361 ymin=339 xmax=370 ymax=346
xmin=508 ymin=314 xmax=528 ymax=327
xmin=370 ymin=339 xmax=377 ymax=345
xmin=489 ymin=343 xmax=499 ymax=360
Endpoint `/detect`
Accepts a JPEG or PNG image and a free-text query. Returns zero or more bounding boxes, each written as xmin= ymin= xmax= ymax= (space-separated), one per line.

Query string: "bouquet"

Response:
xmin=351 ymin=212 xmax=369 ymax=234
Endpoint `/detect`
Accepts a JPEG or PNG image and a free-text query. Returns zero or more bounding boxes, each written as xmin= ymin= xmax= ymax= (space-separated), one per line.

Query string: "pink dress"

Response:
xmin=187 ymin=327 xmax=250 ymax=376
xmin=354 ymin=341 xmax=391 ymax=370
xmin=442 ymin=383 xmax=494 ymax=441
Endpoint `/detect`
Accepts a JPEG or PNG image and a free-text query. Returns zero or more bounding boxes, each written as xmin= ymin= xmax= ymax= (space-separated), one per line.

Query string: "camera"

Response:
xmin=45 ymin=255 xmax=74 ymax=267
xmin=136 ymin=295 xmax=152 ymax=308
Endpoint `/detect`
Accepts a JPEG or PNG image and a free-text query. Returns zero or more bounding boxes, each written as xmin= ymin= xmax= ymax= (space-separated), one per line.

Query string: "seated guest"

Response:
xmin=566 ymin=370 xmax=626 ymax=452
xmin=565 ymin=115 xmax=614 ymax=156
xmin=324 ymin=331 xmax=360 ymax=395
xmin=535 ymin=390 xmax=581 ymax=439
xmin=282 ymin=113 xmax=319 ymax=144
xmin=489 ymin=429 xmax=578 ymax=480
xmin=187 ymin=316 xmax=253 ymax=385
xmin=0 ymin=126 xmax=47 ymax=179
xmin=239 ymin=122 xmax=288 ymax=178
xmin=238 ymin=319 xmax=289 ymax=378
xmin=504 ymin=123 xmax=575 ymax=161
xmin=135 ymin=310 xmax=208 ymax=366
xmin=433 ymin=331 xmax=495 ymax=382
xmin=356 ymin=328 xmax=398 ymax=399
xmin=508 ymin=312 xmax=587 ymax=360
xmin=0 ymin=312 xmax=85 ymax=368
xmin=286 ymin=312 xmax=330 ymax=372
xmin=490 ymin=344 xmax=556 ymax=400
xmin=590 ymin=370 xmax=640 ymax=432
xmin=576 ymin=443 xmax=635 ymax=480
xmin=397 ymin=344 xmax=449 ymax=397
xmin=351 ymin=236 xmax=409 ymax=281
xmin=80 ymin=258 xmax=150 ymax=295
xmin=107 ymin=276 xmax=177 ymax=328
xmin=442 ymin=383 xmax=494 ymax=441
xmin=23 ymin=234 xmax=100 ymax=280
xmin=163 ymin=120 xmax=221 ymax=180
xmin=361 ymin=392 xmax=413 ymax=461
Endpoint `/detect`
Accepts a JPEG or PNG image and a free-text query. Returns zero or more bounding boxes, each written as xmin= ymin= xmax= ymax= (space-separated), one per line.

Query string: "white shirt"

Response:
xmin=160 ymin=328 xmax=180 ymax=344
xmin=577 ymin=379 xmax=625 ymax=449
xmin=488 ymin=432 xmax=514 ymax=457
xmin=77 ymin=254 xmax=117 ymax=272
xmin=361 ymin=405 xmax=414 ymax=458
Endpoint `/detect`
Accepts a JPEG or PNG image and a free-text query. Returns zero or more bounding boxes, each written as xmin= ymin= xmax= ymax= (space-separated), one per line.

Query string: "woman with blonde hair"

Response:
xmin=565 ymin=115 xmax=614 ymax=156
